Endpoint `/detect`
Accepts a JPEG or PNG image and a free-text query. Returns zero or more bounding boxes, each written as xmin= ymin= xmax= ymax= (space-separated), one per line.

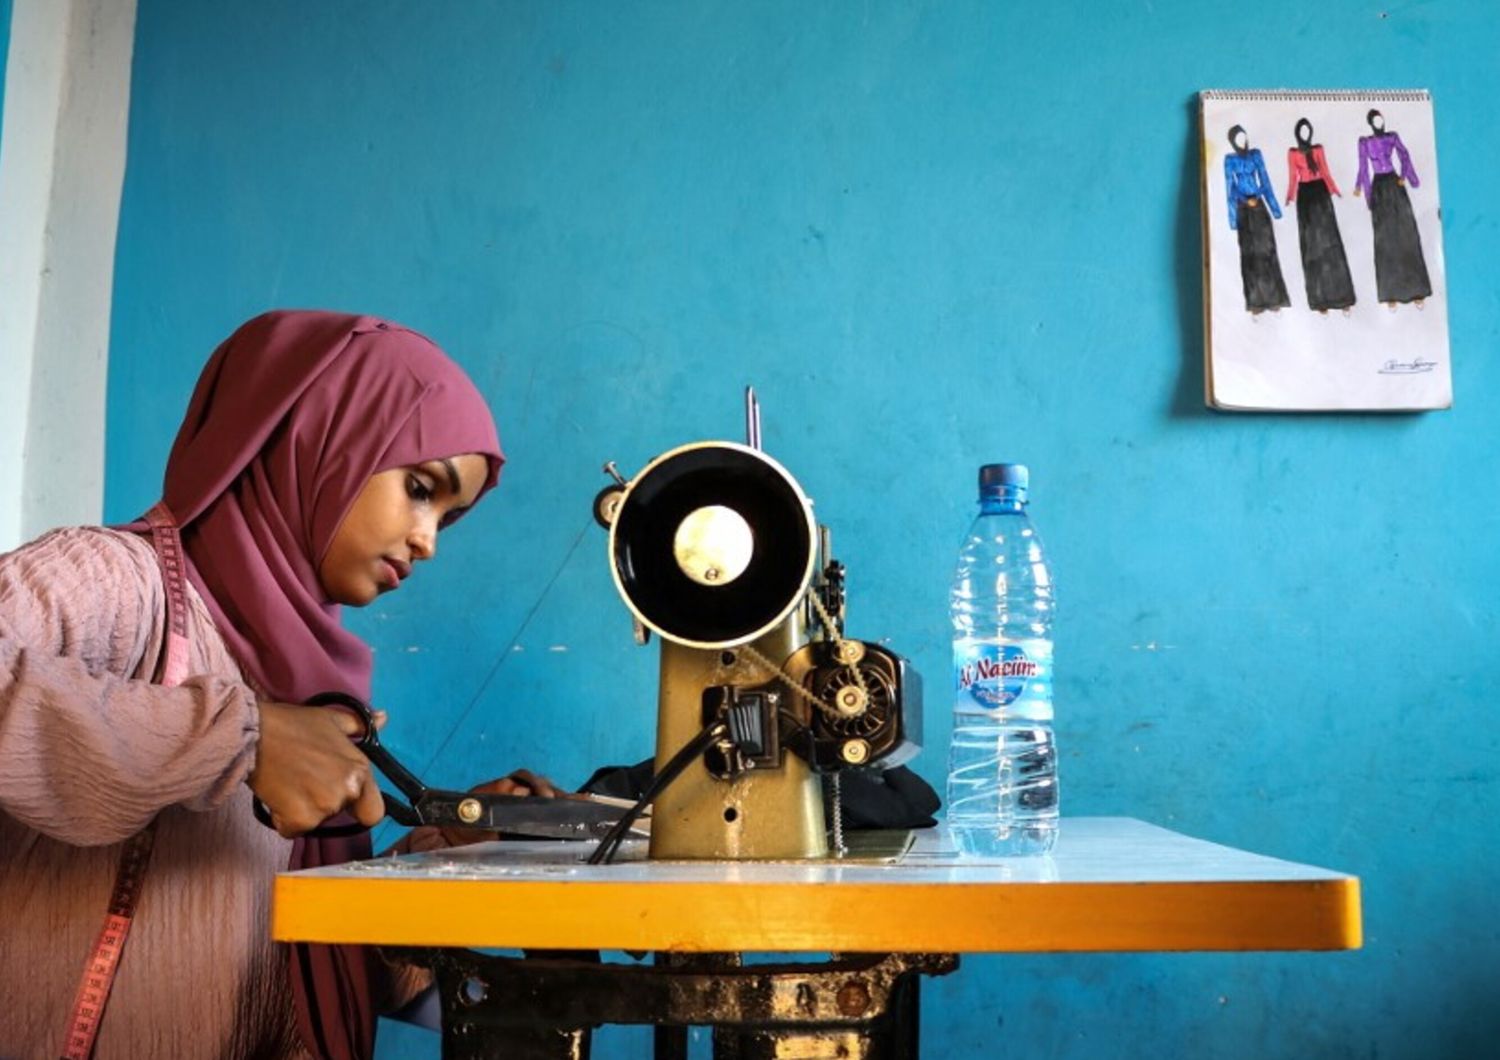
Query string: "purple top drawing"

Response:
xmin=1355 ymin=131 xmax=1420 ymax=205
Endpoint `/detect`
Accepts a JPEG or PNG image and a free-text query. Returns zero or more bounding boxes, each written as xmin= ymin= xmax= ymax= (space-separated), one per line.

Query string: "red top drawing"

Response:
xmin=1286 ymin=143 xmax=1340 ymax=203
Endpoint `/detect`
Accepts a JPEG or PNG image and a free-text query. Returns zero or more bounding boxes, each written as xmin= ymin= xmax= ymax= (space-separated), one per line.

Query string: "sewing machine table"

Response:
xmin=272 ymin=817 xmax=1360 ymax=1058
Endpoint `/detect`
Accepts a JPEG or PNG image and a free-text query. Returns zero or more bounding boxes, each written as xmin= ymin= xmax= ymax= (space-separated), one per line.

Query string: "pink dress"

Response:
xmin=0 ymin=528 xmax=419 ymax=1058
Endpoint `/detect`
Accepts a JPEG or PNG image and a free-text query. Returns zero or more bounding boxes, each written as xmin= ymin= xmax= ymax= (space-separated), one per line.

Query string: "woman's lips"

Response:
xmin=379 ymin=559 xmax=405 ymax=590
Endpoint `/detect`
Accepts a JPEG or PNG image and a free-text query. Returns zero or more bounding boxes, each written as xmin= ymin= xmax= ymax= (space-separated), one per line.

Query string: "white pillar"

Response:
xmin=0 ymin=0 xmax=136 ymax=551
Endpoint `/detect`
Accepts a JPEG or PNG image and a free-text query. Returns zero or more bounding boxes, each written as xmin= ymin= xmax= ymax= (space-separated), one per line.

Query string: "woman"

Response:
xmin=1354 ymin=108 xmax=1432 ymax=307
xmin=0 ymin=310 xmax=541 ymax=1059
xmin=1223 ymin=124 xmax=1291 ymax=313
xmin=1285 ymin=117 xmax=1356 ymax=313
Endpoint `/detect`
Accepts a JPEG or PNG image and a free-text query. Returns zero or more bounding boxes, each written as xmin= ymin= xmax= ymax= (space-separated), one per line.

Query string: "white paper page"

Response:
xmin=1201 ymin=90 xmax=1451 ymax=412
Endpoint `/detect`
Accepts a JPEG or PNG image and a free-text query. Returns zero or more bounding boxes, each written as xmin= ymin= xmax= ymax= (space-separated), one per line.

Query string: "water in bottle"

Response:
xmin=946 ymin=463 xmax=1059 ymax=856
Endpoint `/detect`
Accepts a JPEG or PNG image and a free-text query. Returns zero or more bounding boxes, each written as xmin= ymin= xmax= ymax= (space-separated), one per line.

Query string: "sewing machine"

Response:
xmin=590 ymin=389 xmax=922 ymax=860
xmin=269 ymin=391 xmax=1362 ymax=1058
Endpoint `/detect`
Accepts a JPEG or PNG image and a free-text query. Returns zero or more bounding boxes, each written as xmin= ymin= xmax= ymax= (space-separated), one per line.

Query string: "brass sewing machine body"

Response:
xmin=595 ymin=397 xmax=921 ymax=861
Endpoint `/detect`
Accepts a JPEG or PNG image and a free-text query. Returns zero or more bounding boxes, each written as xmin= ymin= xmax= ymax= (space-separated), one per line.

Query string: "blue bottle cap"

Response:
xmin=978 ymin=463 xmax=1029 ymax=491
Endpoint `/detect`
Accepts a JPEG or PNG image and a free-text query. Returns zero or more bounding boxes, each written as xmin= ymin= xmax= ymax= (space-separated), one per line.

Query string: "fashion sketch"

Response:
xmin=1354 ymin=109 xmax=1432 ymax=306
xmin=1284 ymin=118 xmax=1356 ymax=312
xmin=1224 ymin=125 xmax=1291 ymax=313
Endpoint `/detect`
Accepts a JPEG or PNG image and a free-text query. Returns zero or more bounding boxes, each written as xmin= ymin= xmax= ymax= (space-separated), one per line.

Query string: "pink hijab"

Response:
xmin=138 ymin=309 xmax=502 ymax=1060
xmin=161 ymin=309 xmax=502 ymax=701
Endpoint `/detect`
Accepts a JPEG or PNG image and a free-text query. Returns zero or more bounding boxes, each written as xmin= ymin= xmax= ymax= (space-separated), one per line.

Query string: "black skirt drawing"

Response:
xmin=1369 ymin=172 xmax=1432 ymax=304
xmin=1236 ymin=198 xmax=1291 ymax=312
xmin=1294 ymin=179 xmax=1356 ymax=311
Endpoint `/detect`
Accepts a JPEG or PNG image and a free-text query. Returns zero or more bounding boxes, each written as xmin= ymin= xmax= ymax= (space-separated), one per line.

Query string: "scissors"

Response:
xmin=252 ymin=691 xmax=627 ymax=841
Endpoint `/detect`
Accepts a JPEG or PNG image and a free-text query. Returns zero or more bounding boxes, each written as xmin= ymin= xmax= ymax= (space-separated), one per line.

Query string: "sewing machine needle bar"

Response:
xmin=745 ymin=385 xmax=761 ymax=450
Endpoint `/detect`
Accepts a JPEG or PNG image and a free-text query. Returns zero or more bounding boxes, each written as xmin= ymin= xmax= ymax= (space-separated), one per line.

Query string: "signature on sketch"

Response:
xmin=1378 ymin=357 xmax=1438 ymax=375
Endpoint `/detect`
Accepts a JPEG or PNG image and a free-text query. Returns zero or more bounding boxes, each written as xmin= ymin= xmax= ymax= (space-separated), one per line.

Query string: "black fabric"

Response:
xmin=1295 ymin=179 xmax=1357 ymax=311
xmin=831 ymin=766 xmax=941 ymax=829
xmin=580 ymin=758 xmax=657 ymax=801
xmin=1369 ymin=171 xmax=1432 ymax=304
xmin=580 ymin=759 xmax=941 ymax=830
xmin=1236 ymin=198 xmax=1291 ymax=311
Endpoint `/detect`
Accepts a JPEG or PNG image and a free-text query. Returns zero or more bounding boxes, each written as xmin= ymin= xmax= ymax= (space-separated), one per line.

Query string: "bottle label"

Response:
xmin=954 ymin=639 xmax=1052 ymax=715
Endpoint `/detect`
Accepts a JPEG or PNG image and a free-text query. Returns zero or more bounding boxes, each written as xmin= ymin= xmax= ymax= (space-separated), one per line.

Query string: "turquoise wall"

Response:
xmin=105 ymin=2 xmax=1499 ymax=1057
xmin=0 ymin=0 xmax=11 ymax=145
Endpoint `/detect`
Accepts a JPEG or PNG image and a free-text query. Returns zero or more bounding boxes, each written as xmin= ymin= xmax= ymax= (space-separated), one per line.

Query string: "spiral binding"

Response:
xmin=1201 ymin=89 xmax=1430 ymax=103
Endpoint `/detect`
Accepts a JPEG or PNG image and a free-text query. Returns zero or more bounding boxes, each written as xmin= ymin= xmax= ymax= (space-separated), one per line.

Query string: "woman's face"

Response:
xmin=319 ymin=453 xmax=490 ymax=606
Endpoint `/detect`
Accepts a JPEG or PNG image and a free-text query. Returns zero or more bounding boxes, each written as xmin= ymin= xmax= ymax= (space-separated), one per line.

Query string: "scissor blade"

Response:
xmin=413 ymin=792 xmax=637 ymax=840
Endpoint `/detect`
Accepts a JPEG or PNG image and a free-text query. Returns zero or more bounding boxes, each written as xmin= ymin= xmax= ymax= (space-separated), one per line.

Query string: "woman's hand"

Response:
xmin=478 ymin=769 xmax=561 ymax=798
xmin=437 ymin=770 xmax=568 ymax=847
xmin=249 ymin=701 xmax=389 ymax=837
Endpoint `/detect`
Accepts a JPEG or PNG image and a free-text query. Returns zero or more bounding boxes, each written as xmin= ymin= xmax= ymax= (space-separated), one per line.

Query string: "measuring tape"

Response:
xmin=59 ymin=827 xmax=157 ymax=1059
xmin=60 ymin=503 xmax=190 ymax=1059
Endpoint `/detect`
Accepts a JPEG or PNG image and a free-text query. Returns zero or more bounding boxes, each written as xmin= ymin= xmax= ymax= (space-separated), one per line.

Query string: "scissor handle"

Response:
xmin=304 ymin=690 xmax=433 ymax=809
xmin=304 ymin=690 xmax=379 ymax=746
xmin=310 ymin=692 xmax=432 ymax=810
xmin=251 ymin=691 xmax=429 ymax=836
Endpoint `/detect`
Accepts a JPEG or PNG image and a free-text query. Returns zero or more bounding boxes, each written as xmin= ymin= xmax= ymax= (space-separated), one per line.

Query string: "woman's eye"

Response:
xmin=406 ymin=475 xmax=435 ymax=503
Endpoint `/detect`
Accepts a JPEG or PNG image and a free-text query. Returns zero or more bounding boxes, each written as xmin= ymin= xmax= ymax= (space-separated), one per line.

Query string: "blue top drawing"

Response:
xmin=1224 ymin=148 xmax=1282 ymax=229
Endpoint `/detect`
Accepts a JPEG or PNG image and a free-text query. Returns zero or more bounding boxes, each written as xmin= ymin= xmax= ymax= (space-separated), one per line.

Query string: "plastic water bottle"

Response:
xmin=946 ymin=463 xmax=1059 ymax=856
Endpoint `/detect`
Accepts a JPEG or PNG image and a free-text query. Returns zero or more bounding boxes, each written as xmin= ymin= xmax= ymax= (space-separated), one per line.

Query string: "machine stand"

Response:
xmin=415 ymin=948 xmax=959 ymax=1060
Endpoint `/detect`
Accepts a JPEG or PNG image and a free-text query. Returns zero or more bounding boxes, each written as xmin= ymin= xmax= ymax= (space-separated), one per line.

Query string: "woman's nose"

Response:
xmin=409 ymin=521 xmax=438 ymax=561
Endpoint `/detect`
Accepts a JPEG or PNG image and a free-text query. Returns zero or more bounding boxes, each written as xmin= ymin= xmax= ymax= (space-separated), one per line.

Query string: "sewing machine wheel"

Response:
xmin=610 ymin=442 xmax=816 ymax=648
xmin=778 ymin=640 xmax=921 ymax=771
xmin=810 ymin=664 xmax=894 ymax=740
xmin=593 ymin=485 xmax=625 ymax=528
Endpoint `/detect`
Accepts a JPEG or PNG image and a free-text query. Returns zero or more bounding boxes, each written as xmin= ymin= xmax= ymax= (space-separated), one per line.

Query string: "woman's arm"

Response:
xmin=1316 ymin=146 xmax=1342 ymax=196
xmin=1354 ymin=137 xmax=1372 ymax=202
xmin=1392 ymin=132 xmax=1420 ymax=188
xmin=1224 ymin=157 xmax=1240 ymax=230
xmin=0 ymin=529 xmax=259 ymax=845
xmin=1253 ymin=149 xmax=1282 ymax=219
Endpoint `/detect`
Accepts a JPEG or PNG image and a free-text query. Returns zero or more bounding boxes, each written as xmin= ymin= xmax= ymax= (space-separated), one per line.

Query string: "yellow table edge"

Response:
xmin=273 ymin=875 xmax=1361 ymax=953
